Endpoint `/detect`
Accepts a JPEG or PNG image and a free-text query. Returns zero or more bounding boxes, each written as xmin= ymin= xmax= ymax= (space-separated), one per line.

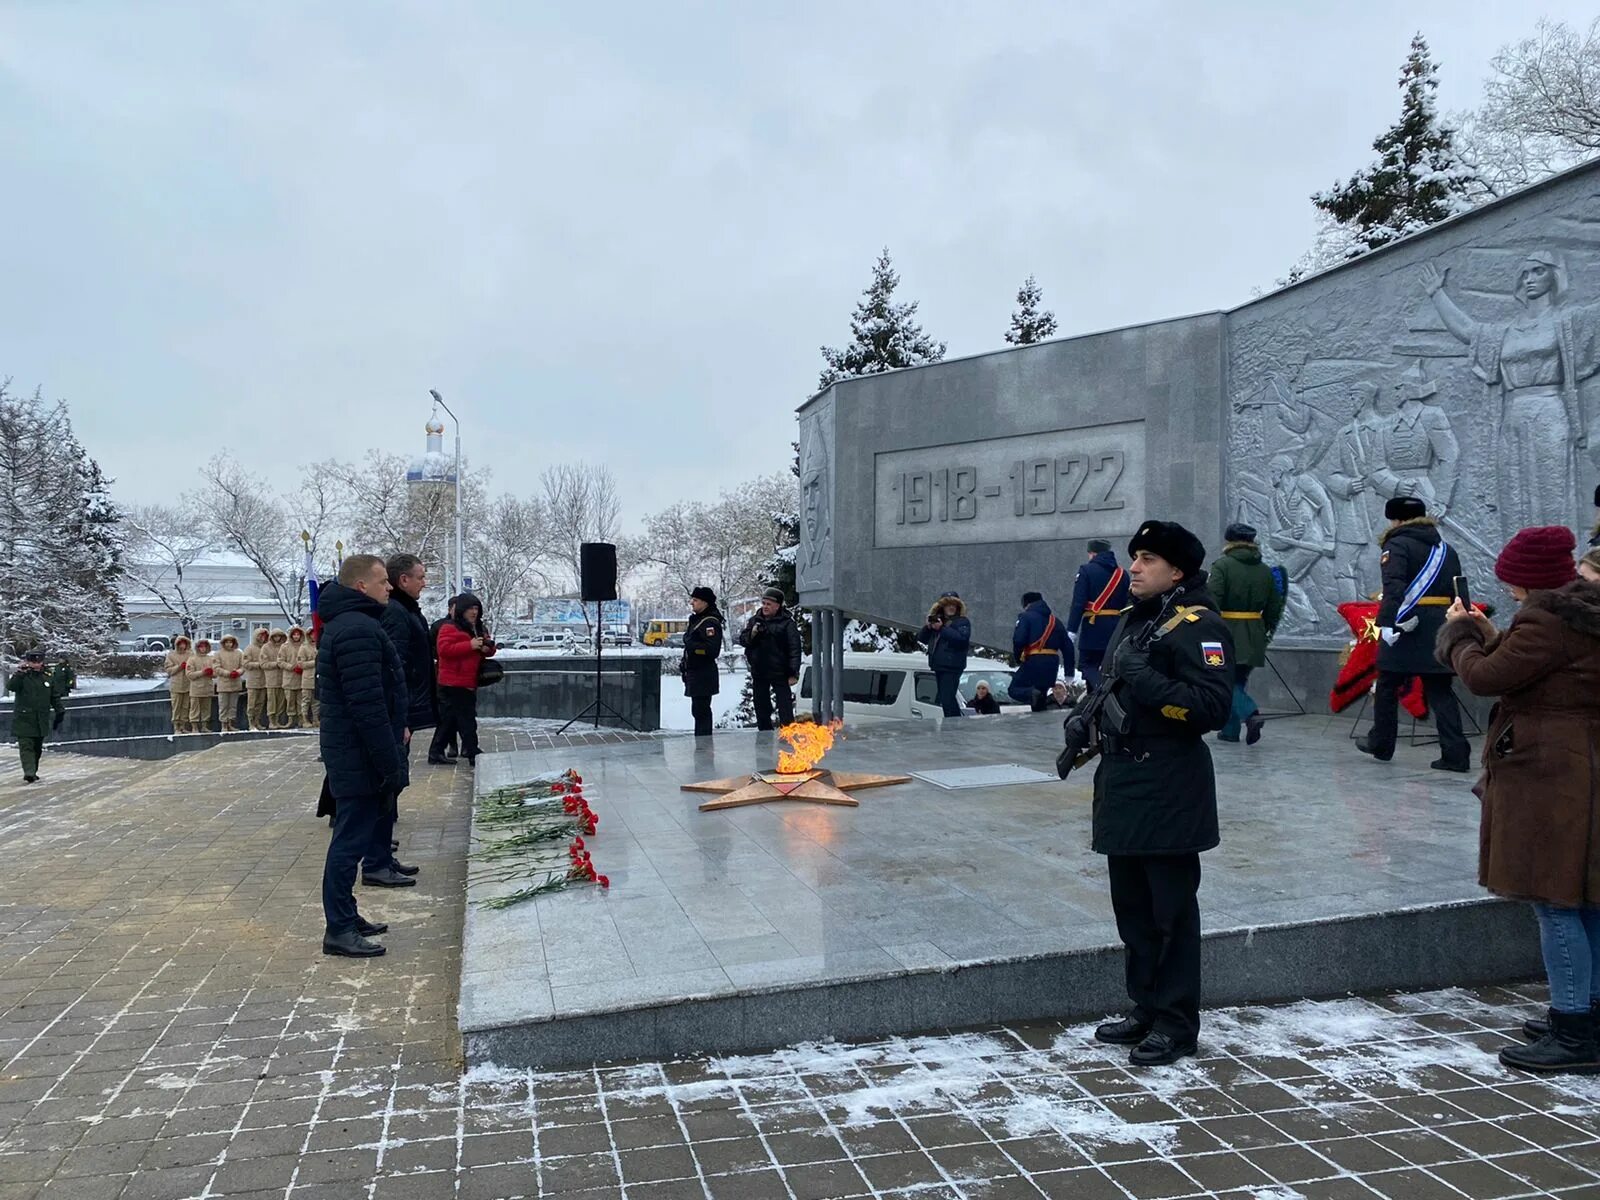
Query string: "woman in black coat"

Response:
xmin=682 ymin=586 xmax=724 ymax=737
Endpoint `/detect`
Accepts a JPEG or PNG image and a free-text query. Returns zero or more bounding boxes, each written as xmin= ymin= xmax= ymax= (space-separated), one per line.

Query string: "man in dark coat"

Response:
xmin=1068 ymin=520 xmax=1233 ymax=1067
xmin=1009 ymin=591 xmax=1069 ymax=710
xmin=682 ymin=586 xmax=724 ymax=737
xmin=317 ymin=555 xmax=408 ymax=958
xmin=8 ymin=650 xmax=65 ymax=783
xmin=739 ymin=587 xmax=803 ymax=730
xmin=1067 ymin=539 xmax=1130 ymax=688
xmin=1208 ymin=523 xmax=1285 ymax=744
xmin=917 ymin=592 xmax=972 ymax=717
xmin=372 ymin=553 xmax=434 ymax=883
xmin=1357 ymin=497 xmax=1470 ymax=772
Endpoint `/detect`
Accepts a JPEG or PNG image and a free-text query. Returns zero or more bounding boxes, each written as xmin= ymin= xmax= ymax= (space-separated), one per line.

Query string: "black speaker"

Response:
xmin=580 ymin=542 xmax=618 ymax=602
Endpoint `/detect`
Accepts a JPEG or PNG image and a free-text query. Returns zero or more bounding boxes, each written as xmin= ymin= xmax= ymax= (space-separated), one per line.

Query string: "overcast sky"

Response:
xmin=0 ymin=3 xmax=1589 ymax=529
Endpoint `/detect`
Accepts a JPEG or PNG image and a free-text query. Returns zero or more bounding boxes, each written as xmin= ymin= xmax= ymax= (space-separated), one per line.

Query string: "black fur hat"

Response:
xmin=1128 ymin=520 xmax=1205 ymax=578
xmin=1385 ymin=496 xmax=1426 ymax=521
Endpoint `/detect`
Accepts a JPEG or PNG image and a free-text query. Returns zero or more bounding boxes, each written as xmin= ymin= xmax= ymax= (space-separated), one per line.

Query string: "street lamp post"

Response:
xmin=428 ymin=389 xmax=464 ymax=595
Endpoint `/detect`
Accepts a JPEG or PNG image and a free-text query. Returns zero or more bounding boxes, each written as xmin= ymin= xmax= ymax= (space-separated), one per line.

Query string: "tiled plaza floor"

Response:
xmin=1 ymin=736 xmax=1597 ymax=1199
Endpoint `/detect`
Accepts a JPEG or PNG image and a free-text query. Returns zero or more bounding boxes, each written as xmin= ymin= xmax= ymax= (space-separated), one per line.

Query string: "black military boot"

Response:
xmin=1094 ymin=1015 xmax=1151 ymax=1046
xmin=1245 ymin=714 xmax=1265 ymax=745
xmin=1356 ymin=736 xmax=1392 ymax=762
xmin=1499 ymin=1009 xmax=1600 ymax=1074
xmin=1430 ymin=758 xmax=1470 ymax=773
xmin=354 ymin=916 xmax=389 ymax=936
xmin=391 ymin=861 xmax=420 ymax=877
xmin=1522 ymin=1000 xmax=1600 ymax=1042
xmin=323 ymin=930 xmax=385 ymax=958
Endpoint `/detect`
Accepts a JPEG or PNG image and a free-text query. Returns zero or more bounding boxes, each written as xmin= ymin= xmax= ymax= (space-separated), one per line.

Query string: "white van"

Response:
xmin=796 ymin=652 xmax=1021 ymax=724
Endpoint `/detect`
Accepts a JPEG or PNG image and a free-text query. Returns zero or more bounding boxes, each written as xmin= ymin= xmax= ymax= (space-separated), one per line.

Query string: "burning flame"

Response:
xmin=777 ymin=719 xmax=841 ymax=774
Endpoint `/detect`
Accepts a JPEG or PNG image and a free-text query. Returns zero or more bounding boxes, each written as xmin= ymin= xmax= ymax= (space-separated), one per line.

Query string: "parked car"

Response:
xmin=665 ymin=632 xmax=686 ymax=648
xmin=796 ymin=652 xmax=1020 ymax=724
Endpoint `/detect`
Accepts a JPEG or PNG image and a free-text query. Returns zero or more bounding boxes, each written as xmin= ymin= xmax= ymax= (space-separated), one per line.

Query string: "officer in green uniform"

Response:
xmin=1068 ymin=520 xmax=1234 ymax=1067
xmin=49 ymin=657 xmax=76 ymax=697
xmin=9 ymin=650 xmax=66 ymax=783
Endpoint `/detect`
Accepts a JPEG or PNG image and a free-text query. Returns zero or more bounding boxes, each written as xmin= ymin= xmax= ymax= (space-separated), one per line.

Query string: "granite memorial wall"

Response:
xmin=798 ymin=162 xmax=1600 ymax=707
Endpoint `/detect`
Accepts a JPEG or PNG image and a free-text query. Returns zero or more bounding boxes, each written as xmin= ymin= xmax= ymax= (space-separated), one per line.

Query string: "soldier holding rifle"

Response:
xmin=1057 ymin=521 xmax=1234 ymax=1067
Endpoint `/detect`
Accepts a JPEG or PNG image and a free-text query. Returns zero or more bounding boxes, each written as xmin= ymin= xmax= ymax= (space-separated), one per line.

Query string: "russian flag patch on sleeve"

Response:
xmin=1201 ymin=641 xmax=1226 ymax=668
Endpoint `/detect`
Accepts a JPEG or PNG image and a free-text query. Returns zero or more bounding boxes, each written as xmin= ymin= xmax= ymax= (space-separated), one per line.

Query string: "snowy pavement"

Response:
xmin=0 ymin=744 xmax=1596 ymax=1199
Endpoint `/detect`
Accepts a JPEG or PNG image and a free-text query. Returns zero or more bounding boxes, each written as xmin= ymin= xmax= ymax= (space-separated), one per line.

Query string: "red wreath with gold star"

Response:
xmin=1331 ymin=601 xmax=1428 ymax=716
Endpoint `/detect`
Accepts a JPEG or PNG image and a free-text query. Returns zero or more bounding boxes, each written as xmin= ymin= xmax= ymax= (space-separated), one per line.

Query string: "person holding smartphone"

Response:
xmin=8 ymin=650 xmax=65 ymax=783
xmin=1437 ymin=525 xmax=1600 ymax=1074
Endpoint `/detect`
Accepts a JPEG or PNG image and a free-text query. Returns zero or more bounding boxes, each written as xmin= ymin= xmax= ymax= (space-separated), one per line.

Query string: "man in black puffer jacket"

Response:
xmin=317 ymin=555 xmax=408 ymax=959
xmin=371 ymin=553 xmax=436 ymax=883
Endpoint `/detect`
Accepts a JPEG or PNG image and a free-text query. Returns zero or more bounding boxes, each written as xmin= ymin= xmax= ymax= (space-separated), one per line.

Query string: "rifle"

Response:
xmin=1055 ymin=586 xmax=1184 ymax=781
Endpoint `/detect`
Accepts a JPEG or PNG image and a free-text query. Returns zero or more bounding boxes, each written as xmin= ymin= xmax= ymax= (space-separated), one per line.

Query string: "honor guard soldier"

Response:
xmin=1064 ymin=520 xmax=1234 ymax=1066
xmin=1067 ymin=539 xmax=1130 ymax=688
xmin=1357 ymin=496 xmax=1470 ymax=772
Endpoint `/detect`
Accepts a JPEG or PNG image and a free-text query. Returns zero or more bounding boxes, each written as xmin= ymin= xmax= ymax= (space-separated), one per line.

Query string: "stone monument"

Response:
xmin=800 ymin=161 xmax=1600 ymax=713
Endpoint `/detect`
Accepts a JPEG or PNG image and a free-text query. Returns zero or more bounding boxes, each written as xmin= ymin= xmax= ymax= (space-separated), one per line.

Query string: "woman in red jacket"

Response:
xmin=428 ymin=593 xmax=495 ymax=765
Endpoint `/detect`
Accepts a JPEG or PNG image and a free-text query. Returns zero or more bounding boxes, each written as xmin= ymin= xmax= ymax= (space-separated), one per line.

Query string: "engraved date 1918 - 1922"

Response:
xmin=888 ymin=452 xmax=1126 ymax=525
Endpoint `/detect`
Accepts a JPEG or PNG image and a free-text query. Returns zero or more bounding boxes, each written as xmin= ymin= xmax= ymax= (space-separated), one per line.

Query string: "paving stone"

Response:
xmin=0 ymin=739 xmax=1593 ymax=1199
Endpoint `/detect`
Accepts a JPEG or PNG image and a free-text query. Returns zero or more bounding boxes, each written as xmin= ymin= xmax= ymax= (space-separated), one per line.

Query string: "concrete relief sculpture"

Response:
xmin=1420 ymin=252 xmax=1600 ymax=539
xmin=1230 ymin=235 xmax=1600 ymax=644
xmin=797 ymin=401 xmax=834 ymax=595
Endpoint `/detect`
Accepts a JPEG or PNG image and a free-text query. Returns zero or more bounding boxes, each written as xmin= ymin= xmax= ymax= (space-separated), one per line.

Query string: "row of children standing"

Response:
xmin=160 ymin=626 xmax=319 ymax=734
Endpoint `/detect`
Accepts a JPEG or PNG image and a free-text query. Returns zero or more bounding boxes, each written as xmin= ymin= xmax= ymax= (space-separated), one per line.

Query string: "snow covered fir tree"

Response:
xmin=0 ymin=384 xmax=124 ymax=663
xmin=818 ymin=249 xmax=946 ymax=389
xmin=1004 ymin=275 xmax=1058 ymax=345
xmin=1312 ymin=33 xmax=1479 ymax=257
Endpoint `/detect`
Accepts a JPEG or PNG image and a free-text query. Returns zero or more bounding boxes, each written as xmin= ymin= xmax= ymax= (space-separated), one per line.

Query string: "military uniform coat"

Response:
xmin=214 ymin=639 xmax=245 ymax=693
xmin=682 ymin=608 xmax=724 ymax=698
xmin=185 ymin=646 xmax=218 ymax=697
xmin=7 ymin=670 xmax=63 ymax=739
xmin=1438 ymin=581 xmax=1600 ymax=908
xmin=1090 ymin=578 xmax=1235 ymax=857
xmin=1207 ymin=542 xmax=1285 ymax=669
xmin=241 ymin=630 xmax=270 ymax=688
xmin=163 ymin=640 xmax=192 ymax=695
xmin=1376 ymin=518 xmax=1462 ymax=676
xmin=1010 ymin=600 xmax=1069 ymax=697
xmin=1067 ymin=551 xmax=1130 ymax=666
xmin=263 ymin=633 xmax=289 ymax=687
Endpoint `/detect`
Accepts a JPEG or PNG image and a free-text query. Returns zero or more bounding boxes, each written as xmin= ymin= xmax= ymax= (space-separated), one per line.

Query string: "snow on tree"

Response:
xmin=0 ymin=383 xmax=124 ymax=663
xmin=466 ymin=495 xmax=553 ymax=630
xmin=1276 ymin=213 xmax=1365 ymax=287
xmin=122 ymin=504 xmax=224 ymax=637
xmin=1004 ymin=275 xmax=1059 ymax=345
xmin=1455 ymin=17 xmax=1600 ymax=199
xmin=636 ymin=471 xmax=797 ymax=610
xmin=1312 ymin=33 xmax=1479 ymax=256
xmin=540 ymin=463 xmax=623 ymax=593
xmin=189 ymin=455 xmax=311 ymax=627
xmin=818 ymin=248 xmax=946 ymax=390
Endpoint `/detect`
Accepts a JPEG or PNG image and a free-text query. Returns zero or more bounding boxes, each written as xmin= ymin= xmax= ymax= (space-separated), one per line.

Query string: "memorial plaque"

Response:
xmin=873 ymin=421 xmax=1146 ymax=547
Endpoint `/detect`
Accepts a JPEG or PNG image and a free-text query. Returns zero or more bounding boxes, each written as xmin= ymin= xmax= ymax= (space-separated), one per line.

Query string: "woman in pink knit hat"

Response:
xmin=1438 ymin=525 xmax=1600 ymax=1075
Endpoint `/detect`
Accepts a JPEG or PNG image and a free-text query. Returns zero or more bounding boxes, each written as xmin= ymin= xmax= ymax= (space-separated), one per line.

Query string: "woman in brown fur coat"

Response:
xmin=1437 ymin=525 xmax=1600 ymax=1076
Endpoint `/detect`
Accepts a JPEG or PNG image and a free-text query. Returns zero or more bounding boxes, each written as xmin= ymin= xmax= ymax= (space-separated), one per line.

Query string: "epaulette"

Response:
xmin=1155 ymin=605 xmax=1205 ymax=638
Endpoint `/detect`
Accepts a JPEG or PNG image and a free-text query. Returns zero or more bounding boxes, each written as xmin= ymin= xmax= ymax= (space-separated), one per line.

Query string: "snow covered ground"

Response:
xmin=0 ymin=675 xmax=160 ymax=705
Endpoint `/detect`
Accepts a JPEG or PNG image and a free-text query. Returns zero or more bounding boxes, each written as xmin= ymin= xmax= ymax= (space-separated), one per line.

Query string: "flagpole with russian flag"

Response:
xmin=303 ymin=531 xmax=322 ymax=641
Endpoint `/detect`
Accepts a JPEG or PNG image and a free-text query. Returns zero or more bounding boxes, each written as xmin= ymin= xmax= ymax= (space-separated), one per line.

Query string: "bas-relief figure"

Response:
xmin=1230 ymin=245 xmax=1600 ymax=643
xmin=797 ymin=402 xmax=834 ymax=594
xmin=1422 ymin=252 xmax=1600 ymax=539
